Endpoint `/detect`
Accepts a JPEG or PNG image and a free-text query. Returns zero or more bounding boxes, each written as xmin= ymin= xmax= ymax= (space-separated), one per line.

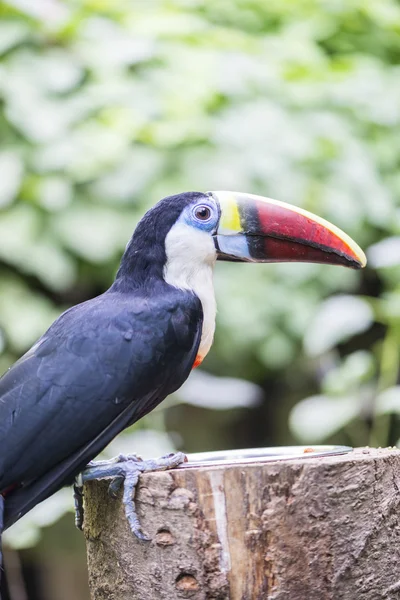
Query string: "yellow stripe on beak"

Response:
xmin=217 ymin=192 xmax=242 ymax=234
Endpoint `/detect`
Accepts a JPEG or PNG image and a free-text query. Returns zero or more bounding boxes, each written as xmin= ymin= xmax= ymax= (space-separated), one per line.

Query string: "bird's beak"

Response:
xmin=210 ymin=191 xmax=366 ymax=269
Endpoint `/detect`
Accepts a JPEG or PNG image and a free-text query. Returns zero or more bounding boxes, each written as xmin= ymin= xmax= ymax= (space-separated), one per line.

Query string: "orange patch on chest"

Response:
xmin=192 ymin=354 xmax=204 ymax=369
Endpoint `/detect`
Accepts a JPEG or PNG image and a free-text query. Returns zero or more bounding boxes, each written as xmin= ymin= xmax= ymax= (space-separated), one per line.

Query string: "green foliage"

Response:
xmin=2 ymin=0 xmax=400 ymax=545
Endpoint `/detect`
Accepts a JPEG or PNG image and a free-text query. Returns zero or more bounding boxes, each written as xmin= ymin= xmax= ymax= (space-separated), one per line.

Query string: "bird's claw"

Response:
xmin=75 ymin=451 xmax=186 ymax=540
xmin=86 ymin=453 xmax=142 ymax=469
xmin=108 ymin=476 xmax=124 ymax=499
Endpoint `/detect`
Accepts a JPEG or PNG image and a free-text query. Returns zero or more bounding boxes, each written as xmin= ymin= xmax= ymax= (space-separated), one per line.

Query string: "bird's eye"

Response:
xmin=194 ymin=205 xmax=212 ymax=221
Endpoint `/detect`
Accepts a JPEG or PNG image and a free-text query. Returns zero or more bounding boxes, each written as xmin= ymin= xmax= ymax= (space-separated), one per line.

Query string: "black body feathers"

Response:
xmin=0 ymin=192 xmax=206 ymax=528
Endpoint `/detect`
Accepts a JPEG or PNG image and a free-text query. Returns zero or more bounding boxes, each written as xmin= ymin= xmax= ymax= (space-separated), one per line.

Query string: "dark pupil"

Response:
xmin=196 ymin=206 xmax=210 ymax=220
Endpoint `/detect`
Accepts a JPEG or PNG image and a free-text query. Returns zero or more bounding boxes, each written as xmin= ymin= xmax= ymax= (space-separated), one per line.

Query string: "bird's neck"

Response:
xmin=112 ymin=239 xmax=166 ymax=291
xmin=111 ymin=221 xmax=217 ymax=364
xmin=165 ymin=257 xmax=216 ymax=363
xmin=113 ymin=205 xmax=175 ymax=288
xmin=163 ymin=224 xmax=217 ymax=364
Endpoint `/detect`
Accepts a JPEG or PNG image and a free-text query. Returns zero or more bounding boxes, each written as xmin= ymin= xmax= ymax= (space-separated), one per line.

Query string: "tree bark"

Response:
xmin=84 ymin=448 xmax=400 ymax=600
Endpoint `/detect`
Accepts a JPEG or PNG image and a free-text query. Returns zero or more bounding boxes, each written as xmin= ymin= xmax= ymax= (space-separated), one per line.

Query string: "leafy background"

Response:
xmin=1 ymin=0 xmax=400 ymax=597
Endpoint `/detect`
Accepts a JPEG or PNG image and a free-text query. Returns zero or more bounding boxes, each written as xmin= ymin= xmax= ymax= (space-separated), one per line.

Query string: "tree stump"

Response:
xmin=84 ymin=448 xmax=400 ymax=600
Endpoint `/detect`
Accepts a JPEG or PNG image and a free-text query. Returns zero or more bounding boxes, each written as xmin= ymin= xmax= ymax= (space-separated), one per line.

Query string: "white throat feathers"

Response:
xmin=163 ymin=222 xmax=217 ymax=362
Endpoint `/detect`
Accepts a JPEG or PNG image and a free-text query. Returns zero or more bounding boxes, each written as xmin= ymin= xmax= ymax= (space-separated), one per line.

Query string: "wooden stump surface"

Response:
xmin=84 ymin=448 xmax=400 ymax=600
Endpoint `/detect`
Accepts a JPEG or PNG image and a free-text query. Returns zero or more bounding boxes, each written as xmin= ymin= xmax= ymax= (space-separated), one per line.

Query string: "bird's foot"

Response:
xmin=75 ymin=452 xmax=187 ymax=540
xmin=73 ymin=453 xmax=145 ymax=530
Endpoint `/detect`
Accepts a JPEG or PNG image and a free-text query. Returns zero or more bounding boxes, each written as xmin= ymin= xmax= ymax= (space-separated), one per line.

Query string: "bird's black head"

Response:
xmin=113 ymin=191 xmax=219 ymax=289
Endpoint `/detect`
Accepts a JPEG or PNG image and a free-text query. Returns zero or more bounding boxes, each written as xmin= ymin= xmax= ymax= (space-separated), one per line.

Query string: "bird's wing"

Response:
xmin=0 ymin=291 xmax=202 ymax=529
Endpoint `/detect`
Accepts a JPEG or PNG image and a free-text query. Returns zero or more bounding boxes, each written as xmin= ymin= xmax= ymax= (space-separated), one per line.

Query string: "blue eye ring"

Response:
xmin=193 ymin=204 xmax=212 ymax=222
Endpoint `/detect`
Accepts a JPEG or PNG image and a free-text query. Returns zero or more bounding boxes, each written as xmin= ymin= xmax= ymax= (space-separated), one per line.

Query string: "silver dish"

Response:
xmin=181 ymin=445 xmax=353 ymax=468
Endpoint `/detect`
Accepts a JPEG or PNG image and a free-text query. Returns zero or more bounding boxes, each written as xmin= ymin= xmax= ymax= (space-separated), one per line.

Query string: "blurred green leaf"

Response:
xmin=176 ymin=370 xmax=262 ymax=410
xmin=376 ymin=386 xmax=400 ymax=415
xmin=368 ymin=237 xmax=400 ymax=268
xmin=0 ymin=151 xmax=23 ymax=206
xmin=0 ymin=276 xmax=60 ymax=351
xmin=289 ymin=394 xmax=360 ymax=443
xmin=304 ymin=295 xmax=374 ymax=356
xmin=323 ymin=350 xmax=376 ymax=395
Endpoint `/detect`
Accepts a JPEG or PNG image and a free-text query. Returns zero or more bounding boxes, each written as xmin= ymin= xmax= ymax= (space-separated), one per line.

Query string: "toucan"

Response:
xmin=0 ymin=191 xmax=366 ymax=551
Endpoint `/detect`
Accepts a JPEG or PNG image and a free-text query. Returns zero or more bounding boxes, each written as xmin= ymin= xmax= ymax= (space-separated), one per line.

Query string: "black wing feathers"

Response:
xmin=0 ymin=288 xmax=202 ymax=529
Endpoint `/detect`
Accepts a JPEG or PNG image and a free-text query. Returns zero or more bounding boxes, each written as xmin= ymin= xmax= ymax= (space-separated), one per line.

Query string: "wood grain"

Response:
xmin=84 ymin=448 xmax=400 ymax=600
